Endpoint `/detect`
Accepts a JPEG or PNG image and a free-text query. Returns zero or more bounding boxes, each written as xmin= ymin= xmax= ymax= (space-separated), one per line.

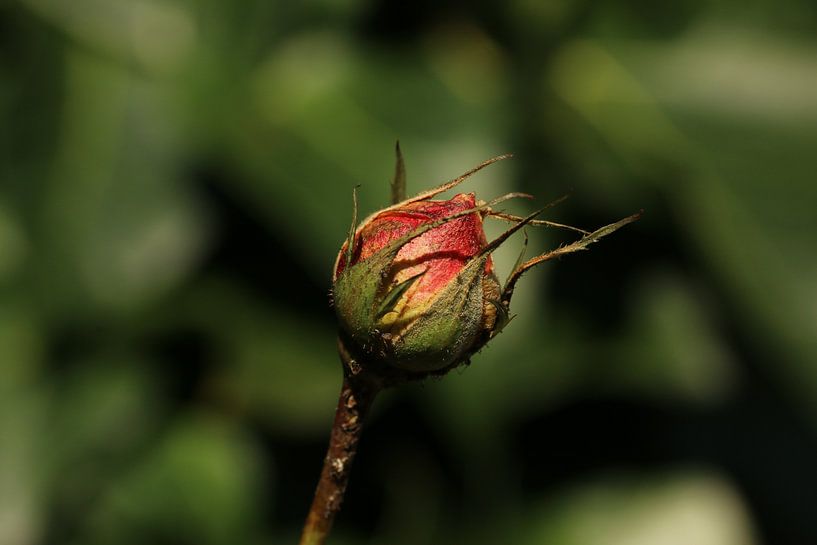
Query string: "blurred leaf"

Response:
xmin=520 ymin=471 xmax=757 ymax=545
xmin=179 ymin=278 xmax=342 ymax=435
xmin=84 ymin=412 xmax=265 ymax=545
xmin=39 ymin=49 xmax=209 ymax=316
xmin=615 ymin=270 xmax=737 ymax=403
xmin=548 ymin=29 xmax=817 ymax=422
xmin=0 ymin=200 xmax=27 ymax=283
xmin=0 ymin=305 xmax=43 ymax=393
xmin=19 ymin=0 xmax=196 ymax=73
xmin=0 ymin=390 xmax=48 ymax=545
xmin=46 ymin=359 xmax=164 ymax=470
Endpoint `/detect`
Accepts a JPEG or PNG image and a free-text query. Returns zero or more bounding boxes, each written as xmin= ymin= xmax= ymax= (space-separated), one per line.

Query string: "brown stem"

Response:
xmin=298 ymin=365 xmax=379 ymax=545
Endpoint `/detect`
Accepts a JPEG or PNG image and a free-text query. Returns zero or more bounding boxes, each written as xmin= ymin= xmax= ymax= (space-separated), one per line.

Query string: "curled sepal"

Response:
xmin=501 ymin=210 xmax=643 ymax=308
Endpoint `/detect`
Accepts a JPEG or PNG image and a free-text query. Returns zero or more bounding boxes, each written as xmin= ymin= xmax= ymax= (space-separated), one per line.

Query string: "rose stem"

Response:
xmin=298 ymin=370 xmax=379 ymax=545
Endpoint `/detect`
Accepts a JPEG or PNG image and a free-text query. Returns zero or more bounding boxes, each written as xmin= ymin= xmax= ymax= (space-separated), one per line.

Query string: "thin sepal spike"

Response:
xmin=376 ymin=270 xmax=425 ymax=319
xmin=490 ymin=231 xmax=527 ymax=335
xmin=403 ymin=153 xmax=513 ymax=205
xmin=344 ymin=185 xmax=361 ymax=267
xmin=501 ymin=210 xmax=643 ymax=307
xmin=501 ymin=192 xmax=569 ymax=211
xmin=485 ymin=193 xmax=588 ymax=235
xmin=351 ymin=153 xmax=513 ymax=233
xmin=391 ymin=141 xmax=407 ymax=205
xmin=505 ymin=231 xmax=528 ymax=292
xmin=475 ymin=207 xmax=546 ymax=260
xmin=487 ymin=212 xmax=590 ymax=235
xmin=485 ymin=192 xmax=534 ymax=207
xmin=541 ymin=194 xmax=571 ymax=209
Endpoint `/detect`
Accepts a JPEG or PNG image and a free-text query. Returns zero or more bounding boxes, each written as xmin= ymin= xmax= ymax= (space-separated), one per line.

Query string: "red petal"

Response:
xmin=340 ymin=193 xmax=492 ymax=308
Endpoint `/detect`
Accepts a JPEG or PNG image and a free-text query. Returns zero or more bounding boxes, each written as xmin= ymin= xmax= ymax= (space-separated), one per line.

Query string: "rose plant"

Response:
xmin=300 ymin=146 xmax=640 ymax=545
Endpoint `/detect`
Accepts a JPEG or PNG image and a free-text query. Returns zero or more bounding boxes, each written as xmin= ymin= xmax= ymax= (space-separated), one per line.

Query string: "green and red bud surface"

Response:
xmin=332 ymin=154 xmax=640 ymax=377
xmin=334 ymin=192 xmax=500 ymax=373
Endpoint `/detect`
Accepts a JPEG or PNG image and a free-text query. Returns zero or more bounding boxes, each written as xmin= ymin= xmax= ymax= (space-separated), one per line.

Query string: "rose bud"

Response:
xmin=332 ymin=151 xmax=641 ymax=377
xmin=334 ymin=192 xmax=501 ymax=373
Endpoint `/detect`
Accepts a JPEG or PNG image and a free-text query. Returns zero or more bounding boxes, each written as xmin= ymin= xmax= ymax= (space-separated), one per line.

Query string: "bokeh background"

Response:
xmin=3 ymin=1 xmax=817 ymax=544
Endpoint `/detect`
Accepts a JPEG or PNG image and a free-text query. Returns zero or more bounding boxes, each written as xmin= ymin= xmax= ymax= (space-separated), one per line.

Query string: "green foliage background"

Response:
xmin=2 ymin=1 xmax=816 ymax=544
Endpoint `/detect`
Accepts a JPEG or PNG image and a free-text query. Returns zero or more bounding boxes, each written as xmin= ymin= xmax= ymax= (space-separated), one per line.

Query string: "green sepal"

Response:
xmin=387 ymin=255 xmax=488 ymax=372
xmin=376 ymin=270 xmax=425 ymax=320
xmin=506 ymin=231 xmax=528 ymax=292
xmin=333 ymin=244 xmax=397 ymax=344
xmin=344 ymin=186 xmax=360 ymax=267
